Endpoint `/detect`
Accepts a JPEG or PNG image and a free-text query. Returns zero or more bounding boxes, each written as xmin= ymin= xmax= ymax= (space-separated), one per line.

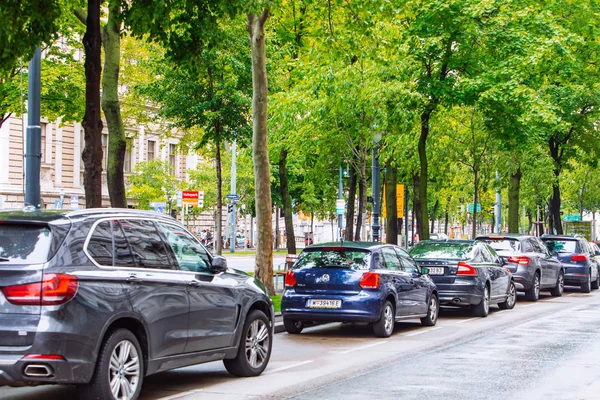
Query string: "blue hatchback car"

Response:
xmin=281 ymin=242 xmax=439 ymax=337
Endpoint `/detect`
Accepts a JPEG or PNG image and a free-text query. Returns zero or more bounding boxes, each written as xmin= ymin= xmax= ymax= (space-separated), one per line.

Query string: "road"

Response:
xmin=2 ymin=288 xmax=600 ymax=400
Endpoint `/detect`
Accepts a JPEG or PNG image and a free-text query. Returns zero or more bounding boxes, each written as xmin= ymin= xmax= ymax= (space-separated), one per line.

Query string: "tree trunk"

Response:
xmin=548 ymin=137 xmax=563 ymax=234
xmin=444 ymin=210 xmax=449 ymax=234
xmin=508 ymin=166 xmax=521 ymax=233
xmin=430 ymin=199 xmax=438 ymax=233
xmin=384 ymin=162 xmax=398 ymax=244
xmin=278 ymin=149 xmax=296 ymax=254
xmin=247 ymin=10 xmax=274 ymax=295
xmin=472 ymin=169 xmax=479 ymax=239
xmin=412 ymin=173 xmax=418 ymax=242
xmin=355 ymin=154 xmax=366 ymax=241
xmin=579 ymin=169 xmax=590 ymax=219
xmin=527 ymin=210 xmax=533 ymax=235
xmin=82 ymin=0 xmax=103 ymax=208
xmin=215 ymin=142 xmax=223 ymax=255
xmin=345 ymin=163 xmax=356 ymax=241
xmin=101 ymin=3 xmax=126 ymax=208
xmin=416 ymin=110 xmax=431 ymax=240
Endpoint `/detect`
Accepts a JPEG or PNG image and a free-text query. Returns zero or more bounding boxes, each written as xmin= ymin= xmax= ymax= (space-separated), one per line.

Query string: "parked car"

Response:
xmin=541 ymin=235 xmax=600 ymax=293
xmin=429 ymin=233 xmax=450 ymax=240
xmin=476 ymin=234 xmax=564 ymax=300
xmin=0 ymin=209 xmax=273 ymax=400
xmin=281 ymin=242 xmax=439 ymax=338
xmin=409 ymin=240 xmax=516 ymax=317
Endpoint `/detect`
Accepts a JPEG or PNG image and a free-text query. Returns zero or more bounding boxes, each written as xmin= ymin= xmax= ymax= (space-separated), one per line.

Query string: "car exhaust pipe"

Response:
xmin=23 ymin=364 xmax=53 ymax=378
xmin=452 ymin=298 xmax=461 ymax=304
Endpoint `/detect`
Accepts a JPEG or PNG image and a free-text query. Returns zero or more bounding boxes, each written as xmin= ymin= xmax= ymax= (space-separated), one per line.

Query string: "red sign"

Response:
xmin=182 ymin=191 xmax=199 ymax=206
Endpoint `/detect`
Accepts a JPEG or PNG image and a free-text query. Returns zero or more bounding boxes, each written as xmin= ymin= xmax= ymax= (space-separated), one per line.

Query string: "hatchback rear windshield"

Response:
xmin=409 ymin=242 xmax=474 ymax=260
xmin=479 ymin=238 xmax=520 ymax=252
xmin=294 ymin=248 xmax=371 ymax=270
xmin=0 ymin=224 xmax=52 ymax=265
xmin=542 ymin=239 xmax=578 ymax=254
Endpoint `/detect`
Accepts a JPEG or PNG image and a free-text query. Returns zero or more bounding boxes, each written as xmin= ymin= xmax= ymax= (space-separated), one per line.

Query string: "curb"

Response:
xmin=274 ymin=312 xmax=285 ymax=333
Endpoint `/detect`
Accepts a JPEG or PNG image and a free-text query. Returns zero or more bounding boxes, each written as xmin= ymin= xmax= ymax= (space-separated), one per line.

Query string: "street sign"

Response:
xmin=182 ymin=191 xmax=199 ymax=206
xmin=564 ymin=215 xmax=581 ymax=222
xmin=198 ymin=191 xmax=204 ymax=207
xmin=54 ymin=200 xmax=63 ymax=209
xmin=336 ymin=199 xmax=345 ymax=215
xmin=467 ymin=203 xmax=481 ymax=213
xmin=70 ymin=195 xmax=79 ymax=210
xmin=150 ymin=201 xmax=166 ymax=208
xmin=226 ymin=193 xmax=239 ymax=200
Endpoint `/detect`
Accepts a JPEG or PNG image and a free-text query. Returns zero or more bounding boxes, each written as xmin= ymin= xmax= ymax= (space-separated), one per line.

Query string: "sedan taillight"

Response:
xmin=1 ymin=274 xmax=78 ymax=306
xmin=508 ymin=256 xmax=530 ymax=265
xmin=457 ymin=262 xmax=477 ymax=276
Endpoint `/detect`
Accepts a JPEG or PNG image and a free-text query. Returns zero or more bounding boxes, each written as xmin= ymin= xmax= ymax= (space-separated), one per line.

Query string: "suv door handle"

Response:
xmin=126 ymin=274 xmax=139 ymax=283
xmin=188 ymin=280 xmax=201 ymax=287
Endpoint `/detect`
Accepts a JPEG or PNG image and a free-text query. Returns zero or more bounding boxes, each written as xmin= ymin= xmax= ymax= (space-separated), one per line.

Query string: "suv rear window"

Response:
xmin=479 ymin=238 xmax=521 ymax=252
xmin=409 ymin=242 xmax=474 ymax=260
xmin=0 ymin=224 xmax=52 ymax=265
xmin=294 ymin=248 xmax=371 ymax=270
xmin=542 ymin=239 xmax=578 ymax=254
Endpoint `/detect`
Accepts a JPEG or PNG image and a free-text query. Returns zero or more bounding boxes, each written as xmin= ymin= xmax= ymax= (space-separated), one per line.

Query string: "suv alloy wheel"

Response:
xmin=224 ymin=310 xmax=272 ymax=377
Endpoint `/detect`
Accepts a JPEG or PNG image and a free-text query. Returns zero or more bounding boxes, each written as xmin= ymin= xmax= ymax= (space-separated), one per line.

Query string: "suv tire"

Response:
xmin=499 ymin=281 xmax=517 ymax=310
xmin=592 ymin=272 xmax=600 ymax=290
xmin=373 ymin=300 xmax=395 ymax=337
xmin=581 ymin=273 xmax=592 ymax=293
xmin=550 ymin=271 xmax=564 ymax=297
xmin=525 ymin=272 xmax=540 ymax=301
xmin=283 ymin=318 xmax=304 ymax=334
xmin=420 ymin=294 xmax=439 ymax=326
xmin=473 ymin=285 xmax=490 ymax=317
xmin=224 ymin=310 xmax=272 ymax=377
xmin=78 ymin=328 xmax=144 ymax=400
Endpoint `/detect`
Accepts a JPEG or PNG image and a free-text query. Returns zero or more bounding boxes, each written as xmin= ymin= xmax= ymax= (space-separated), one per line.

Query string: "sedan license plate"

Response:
xmin=307 ymin=299 xmax=342 ymax=309
xmin=428 ymin=267 xmax=445 ymax=275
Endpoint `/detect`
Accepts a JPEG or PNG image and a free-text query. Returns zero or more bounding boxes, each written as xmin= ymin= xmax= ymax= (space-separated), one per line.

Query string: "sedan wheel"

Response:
xmin=420 ymin=294 xmax=439 ymax=326
xmin=473 ymin=286 xmax=490 ymax=317
xmin=373 ymin=300 xmax=395 ymax=338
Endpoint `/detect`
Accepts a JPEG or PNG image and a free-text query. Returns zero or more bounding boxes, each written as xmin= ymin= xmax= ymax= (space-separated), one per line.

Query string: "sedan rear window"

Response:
xmin=0 ymin=224 xmax=52 ymax=265
xmin=294 ymin=249 xmax=370 ymax=270
xmin=479 ymin=238 xmax=520 ymax=252
xmin=409 ymin=242 xmax=474 ymax=260
xmin=542 ymin=239 xmax=578 ymax=254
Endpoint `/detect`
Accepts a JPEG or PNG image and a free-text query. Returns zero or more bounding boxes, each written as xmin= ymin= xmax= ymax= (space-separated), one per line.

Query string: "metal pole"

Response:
xmin=405 ymin=184 xmax=409 ymax=248
xmin=230 ymin=139 xmax=237 ymax=253
xmin=338 ymin=165 xmax=343 ymax=240
xmin=495 ymin=171 xmax=502 ymax=233
xmin=25 ymin=48 xmax=42 ymax=208
xmin=372 ymin=147 xmax=381 ymax=242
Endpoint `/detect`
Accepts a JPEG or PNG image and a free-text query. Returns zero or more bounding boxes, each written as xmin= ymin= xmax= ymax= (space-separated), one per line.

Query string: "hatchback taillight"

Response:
xmin=508 ymin=256 xmax=530 ymax=265
xmin=457 ymin=262 xmax=477 ymax=276
xmin=1 ymin=274 xmax=78 ymax=306
xmin=285 ymin=270 xmax=296 ymax=288
xmin=571 ymin=254 xmax=587 ymax=262
xmin=360 ymin=272 xmax=380 ymax=289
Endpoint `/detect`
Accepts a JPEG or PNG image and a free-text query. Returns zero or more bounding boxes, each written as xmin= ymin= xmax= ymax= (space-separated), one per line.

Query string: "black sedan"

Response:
xmin=477 ymin=234 xmax=564 ymax=300
xmin=409 ymin=240 xmax=516 ymax=317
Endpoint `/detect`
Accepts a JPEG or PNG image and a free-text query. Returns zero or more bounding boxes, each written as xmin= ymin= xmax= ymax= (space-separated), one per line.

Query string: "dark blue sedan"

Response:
xmin=281 ymin=242 xmax=439 ymax=337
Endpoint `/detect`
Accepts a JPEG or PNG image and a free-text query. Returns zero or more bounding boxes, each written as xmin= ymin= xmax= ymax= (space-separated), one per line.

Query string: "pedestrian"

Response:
xmin=200 ymin=229 xmax=207 ymax=244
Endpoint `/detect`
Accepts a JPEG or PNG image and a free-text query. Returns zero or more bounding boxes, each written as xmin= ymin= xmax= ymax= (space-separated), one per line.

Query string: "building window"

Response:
xmin=40 ymin=123 xmax=47 ymax=163
xmin=124 ymin=140 xmax=132 ymax=173
xmin=147 ymin=140 xmax=155 ymax=161
xmin=101 ymin=133 xmax=108 ymax=170
xmin=169 ymin=143 xmax=177 ymax=173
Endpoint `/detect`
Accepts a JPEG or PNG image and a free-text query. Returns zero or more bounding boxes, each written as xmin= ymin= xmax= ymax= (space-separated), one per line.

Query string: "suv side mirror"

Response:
xmin=211 ymin=256 xmax=228 ymax=272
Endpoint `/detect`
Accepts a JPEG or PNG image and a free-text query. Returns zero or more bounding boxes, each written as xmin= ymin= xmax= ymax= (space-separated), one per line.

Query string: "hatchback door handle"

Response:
xmin=188 ymin=280 xmax=201 ymax=287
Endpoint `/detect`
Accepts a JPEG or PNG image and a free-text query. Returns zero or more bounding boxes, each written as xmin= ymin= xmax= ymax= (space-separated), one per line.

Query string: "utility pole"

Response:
xmin=230 ymin=139 xmax=237 ymax=253
xmin=338 ymin=165 xmax=343 ymax=240
xmin=405 ymin=184 xmax=409 ymax=248
xmin=495 ymin=171 xmax=502 ymax=233
xmin=25 ymin=48 xmax=42 ymax=208
xmin=372 ymin=147 xmax=381 ymax=242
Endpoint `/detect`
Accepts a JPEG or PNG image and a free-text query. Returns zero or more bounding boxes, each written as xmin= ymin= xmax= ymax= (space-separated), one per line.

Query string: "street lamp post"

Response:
xmin=372 ymin=133 xmax=382 ymax=242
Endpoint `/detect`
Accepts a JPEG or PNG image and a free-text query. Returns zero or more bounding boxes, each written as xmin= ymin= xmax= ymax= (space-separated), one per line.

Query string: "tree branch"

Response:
xmin=73 ymin=8 xmax=87 ymax=26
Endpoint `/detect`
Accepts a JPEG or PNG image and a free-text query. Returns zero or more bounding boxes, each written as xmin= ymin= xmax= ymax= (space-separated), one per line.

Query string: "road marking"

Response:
xmin=403 ymin=327 xmax=442 ymax=337
xmin=456 ymin=317 xmax=479 ymax=324
xmin=267 ymin=360 xmax=314 ymax=374
xmin=337 ymin=340 xmax=390 ymax=354
xmin=159 ymin=389 xmax=203 ymax=400
xmin=522 ymin=303 xmax=538 ymax=308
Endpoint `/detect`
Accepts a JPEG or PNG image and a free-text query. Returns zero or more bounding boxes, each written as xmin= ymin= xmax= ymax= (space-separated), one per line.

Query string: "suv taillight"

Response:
xmin=285 ymin=270 xmax=296 ymax=287
xmin=1 ymin=274 xmax=78 ymax=306
xmin=508 ymin=256 xmax=530 ymax=265
xmin=360 ymin=272 xmax=380 ymax=289
xmin=457 ymin=261 xmax=477 ymax=276
xmin=571 ymin=254 xmax=587 ymax=262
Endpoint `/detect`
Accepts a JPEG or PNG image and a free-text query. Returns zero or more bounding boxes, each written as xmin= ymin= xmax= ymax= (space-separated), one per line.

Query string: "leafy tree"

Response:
xmin=127 ymin=160 xmax=181 ymax=210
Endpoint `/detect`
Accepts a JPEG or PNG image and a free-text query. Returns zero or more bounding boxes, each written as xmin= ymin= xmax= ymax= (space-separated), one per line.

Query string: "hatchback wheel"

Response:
xmin=283 ymin=318 xmax=304 ymax=334
xmin=525 ymin=273 xmax=540 ymax=301
xmin=373 ymin=300 xmax=395 ymax=337
xmin=473 ymin=285 xmax=490 ymax=317
xmin=581 ymin=273 xmax=592 ymax=293
xmin=550 ymin=271 xmax=564 ymax=297
xmin=78 ymin=329 xmax=143 ymax=400
xmin=224 ymin=310 xmax=272 ymax=377
xmin=499 ymin=281 xmax=516 ymax=310
xmin=420 ymin=294 xmax=439 ymax=326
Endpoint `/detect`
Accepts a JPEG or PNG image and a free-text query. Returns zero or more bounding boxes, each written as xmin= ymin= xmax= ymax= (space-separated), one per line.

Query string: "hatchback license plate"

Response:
xmin=307 ymin=299 xmax=342 ymax=309
xmin=428 ymin=267 xmax=445 ymax=275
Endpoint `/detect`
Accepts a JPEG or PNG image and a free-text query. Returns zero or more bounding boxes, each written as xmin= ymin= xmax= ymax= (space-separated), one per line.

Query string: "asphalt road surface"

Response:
xmin=2 ymin=288 xmax=600 ymax=400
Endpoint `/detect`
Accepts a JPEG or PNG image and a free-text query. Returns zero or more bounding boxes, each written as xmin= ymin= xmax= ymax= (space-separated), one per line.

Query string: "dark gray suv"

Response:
xmin=0 ymin=209 xmax=274 ymax=400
